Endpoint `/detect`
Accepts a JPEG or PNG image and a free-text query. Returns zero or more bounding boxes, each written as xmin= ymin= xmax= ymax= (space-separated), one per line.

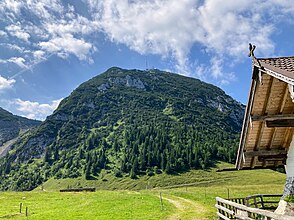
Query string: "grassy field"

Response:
xmin=0 ymin=162 xmax=286 ymax=219
xmin=0 ymin=191 xmax=173 ymax=219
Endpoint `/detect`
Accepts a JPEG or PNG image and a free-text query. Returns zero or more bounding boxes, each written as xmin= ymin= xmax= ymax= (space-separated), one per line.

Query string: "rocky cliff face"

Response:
xmin=0 ymin=107 xmax=41 ymax=146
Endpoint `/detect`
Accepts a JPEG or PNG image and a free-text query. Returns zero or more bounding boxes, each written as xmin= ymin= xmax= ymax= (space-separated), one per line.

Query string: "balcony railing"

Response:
xmin=216 ymin=196 xmax=294 ymax=220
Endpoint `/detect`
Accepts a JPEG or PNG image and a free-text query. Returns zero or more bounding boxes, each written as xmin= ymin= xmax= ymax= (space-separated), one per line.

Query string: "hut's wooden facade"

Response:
xmin=216 ymin=50 xmax=294 ymax=219
xmin=236 ymin=56 xmax=294 ymax=170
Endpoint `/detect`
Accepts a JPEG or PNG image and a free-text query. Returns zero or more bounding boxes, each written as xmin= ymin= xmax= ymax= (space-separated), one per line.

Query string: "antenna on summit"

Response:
xmin=145 ymin=56 xmax=149 ymax=70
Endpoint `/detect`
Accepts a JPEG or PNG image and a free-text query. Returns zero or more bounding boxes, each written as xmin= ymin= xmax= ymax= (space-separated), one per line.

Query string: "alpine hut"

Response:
xmin=216 ymin=44 xmax=294 ymax=219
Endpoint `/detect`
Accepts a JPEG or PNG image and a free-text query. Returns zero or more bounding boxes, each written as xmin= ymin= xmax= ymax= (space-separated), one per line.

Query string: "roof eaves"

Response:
xmin=259 ymin=65 xmax=294 ymax=86
xmin=235 ymin=66 xmax=259 ymax=169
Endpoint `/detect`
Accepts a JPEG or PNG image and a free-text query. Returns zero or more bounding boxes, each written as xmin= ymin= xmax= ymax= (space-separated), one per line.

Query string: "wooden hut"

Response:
xmin=235 ymin=55 xmax=294 ymax=171
xmin=216 ymin=45 xmax=294 ymax=219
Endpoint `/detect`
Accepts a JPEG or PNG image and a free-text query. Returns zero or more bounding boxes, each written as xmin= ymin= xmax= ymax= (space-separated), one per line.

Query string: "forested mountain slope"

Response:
xmin=0 ymin=67 xmax=244 ymax=190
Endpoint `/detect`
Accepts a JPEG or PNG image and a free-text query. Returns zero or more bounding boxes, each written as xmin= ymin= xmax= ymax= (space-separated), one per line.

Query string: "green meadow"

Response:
xmin=0 ymin=163 xmax=286 ymax=219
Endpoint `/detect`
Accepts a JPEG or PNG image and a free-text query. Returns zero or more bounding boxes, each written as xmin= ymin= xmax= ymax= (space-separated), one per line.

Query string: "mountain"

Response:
xmin=0 ymin=67 xmax=245 ymax=191
xmin=0 ymin=107 xmax=41 ymax=148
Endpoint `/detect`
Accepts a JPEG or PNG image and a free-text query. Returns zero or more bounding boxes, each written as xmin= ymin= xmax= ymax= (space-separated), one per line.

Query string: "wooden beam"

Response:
xmin=261 ymin=76 xmax=274 ymax=114
xmin=258 ymin=157 xmax=286 ymax=163
xmin=279 ymin=83 xmax=289 ymax=113
xmin=244 ymin=149 xmax=287 ymax=157
xmin=236 ymin=72 xmax=259 ymax=170
xmin=217 ymin=165 xmax=285 ymax=172
xmin=251 ymin=121 xmax=265 ymax=168
xmin=267 ymin=119 xmax=294 ymax=127
xmin=251 ymin=114 xmax=294 ymax=122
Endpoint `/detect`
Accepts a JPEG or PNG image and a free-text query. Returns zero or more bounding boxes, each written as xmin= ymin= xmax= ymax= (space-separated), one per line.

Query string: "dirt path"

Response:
xmin=162 ymin=194 xmax=208 ymax=220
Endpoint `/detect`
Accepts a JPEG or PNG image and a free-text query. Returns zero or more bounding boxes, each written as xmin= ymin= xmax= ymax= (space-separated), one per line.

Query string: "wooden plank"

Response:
xmin=234 ymin=213 xmax=254 ymax=220
xmin=280 ymin=84 xmax=289 ymax=112
xmin=215 ymin=204 xmax=234 ymax=215
xmin=252 ymin=114 xmax=294 ymax=121
xmin=244 ymin=149 xmax=287 ymax=157
xmin=262 ymin=76 xmax=273 ymax=113
xmin=267 ymin=119 xmax=294 ymax=127
xmin=216 ymin=212 xmax=231 ymax=220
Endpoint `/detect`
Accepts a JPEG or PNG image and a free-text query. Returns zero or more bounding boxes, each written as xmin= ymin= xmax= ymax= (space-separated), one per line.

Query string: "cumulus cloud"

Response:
xmin=14 ymin=98 xmax=62 ymax=120
xmin=5 ymin=24 xmax=31 ymax=42
xmin=1 ymin=0 xmax=294 ymax=84
xmin=25 ymin=0 xmax=64 ymax=20
xmin=1 ymin=0 xmax=23 ymax=15
xmin=85 ymin=0 xmax=285 ymax=79
xmin=0 ymin=30 xmax=8 ymax=37
xmin=93 ymin=0 xmax=198 ymax=70
xmin=44 ymin=15 xmax=99 ymax=37
xmin=33 ymin=50 xmax=46 ymax=61
xmin=2 ymin=43 xmax=25 ymax=52
xmin=39 ymin=34 xmax=95 ymax=61
xmin=0 ymin=57 xmax=28 ymax=69
xmin=0 ymin=75 xmax=15 ymax=91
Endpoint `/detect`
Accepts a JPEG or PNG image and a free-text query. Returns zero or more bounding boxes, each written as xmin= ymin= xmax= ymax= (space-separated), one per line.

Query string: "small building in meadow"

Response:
xmin=216 ymin=45 xmax=294 ymax=219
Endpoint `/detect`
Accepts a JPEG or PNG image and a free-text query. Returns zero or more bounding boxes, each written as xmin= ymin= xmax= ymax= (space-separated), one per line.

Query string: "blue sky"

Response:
xmin=0 ymin=0 xmax=294 ymax=120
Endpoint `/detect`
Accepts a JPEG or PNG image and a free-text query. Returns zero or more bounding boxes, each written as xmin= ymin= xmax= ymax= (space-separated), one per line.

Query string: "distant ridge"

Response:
xmin=0 ymin=107 xmax=41 ymax=147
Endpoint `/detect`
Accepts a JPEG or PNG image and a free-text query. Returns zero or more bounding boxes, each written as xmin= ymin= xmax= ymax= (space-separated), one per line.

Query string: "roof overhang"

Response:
xmin=236 ymin=56 xmax=294 ymax=170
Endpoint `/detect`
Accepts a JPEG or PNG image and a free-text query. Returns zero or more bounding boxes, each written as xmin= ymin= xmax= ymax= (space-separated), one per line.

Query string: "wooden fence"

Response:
xmin=244 ymin=194 xmax=282 ymax=210
xmin=216 ymin=197 xmax=294 ymax=220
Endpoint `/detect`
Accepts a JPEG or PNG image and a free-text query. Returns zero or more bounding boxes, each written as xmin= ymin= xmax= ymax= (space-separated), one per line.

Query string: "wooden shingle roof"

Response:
xmin=236 ymin=56 xmax=294 ymax=169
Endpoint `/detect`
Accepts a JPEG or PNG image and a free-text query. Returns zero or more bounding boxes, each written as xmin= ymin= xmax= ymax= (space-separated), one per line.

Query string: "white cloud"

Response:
xmin=5 ymin=24 xmax=30 ymax=42
xmin=39 ymin=34 xmax=95 ymax=61
xmin=2 ymin=43 xmax=25 ymax=52
xmin=33 ymin=50 xmax=46 ymax=61
xmin=0 ymin=75 xmax=15 ymax=91
xmin=0 ymin=30 xmax=8 ymax=37
xmin=0 ymin=57 xmax=28 ymax=69
xmin=9 ymin=57 xmax=28 ymax=69
xmin=25 ymin=0 xmax=64 ymax=20
xmin=1 ymin=0 xmax=294 ymax=85
xmin=14 ymin=98 xmax=62 ymax=120
xmin=45 ymin=15 xmax=99 ymax=37
xmin=87 ymin=0 xmax=294 ymax=80
xmin=1 ymin=0 xmax=23 ymax=15
xmin=94 ymin=0 xmax=198 ymax=70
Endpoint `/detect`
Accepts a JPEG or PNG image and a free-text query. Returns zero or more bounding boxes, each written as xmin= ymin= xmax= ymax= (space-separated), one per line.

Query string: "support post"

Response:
xmin=275 ymin=135 xmax=294 ymax=216
xmin=160 ymin=192 xmax=163 ymax=211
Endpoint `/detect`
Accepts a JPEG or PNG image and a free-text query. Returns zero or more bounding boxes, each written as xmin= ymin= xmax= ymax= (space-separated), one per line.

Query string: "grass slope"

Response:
xmin=0 ymin=162 xmax=285 ymax=219
xmin=0 ymin=191 xmax=173 ymax=220
xmin=39 ymin=162 xmax=285 ymax=191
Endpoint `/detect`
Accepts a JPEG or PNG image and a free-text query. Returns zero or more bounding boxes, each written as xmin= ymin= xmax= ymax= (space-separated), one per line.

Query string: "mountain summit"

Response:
xmin=0 ymin=67 xmax=244 ymax=190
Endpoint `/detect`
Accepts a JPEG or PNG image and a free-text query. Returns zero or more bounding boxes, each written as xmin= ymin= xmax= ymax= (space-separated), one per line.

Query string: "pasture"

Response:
xmin=0 ymin=163 xmax=286 ymax=219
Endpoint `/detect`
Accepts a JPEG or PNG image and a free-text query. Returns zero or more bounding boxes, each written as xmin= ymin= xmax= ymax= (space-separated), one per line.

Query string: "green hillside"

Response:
xmin=0 ymin=67 xmax=245 ymax=191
